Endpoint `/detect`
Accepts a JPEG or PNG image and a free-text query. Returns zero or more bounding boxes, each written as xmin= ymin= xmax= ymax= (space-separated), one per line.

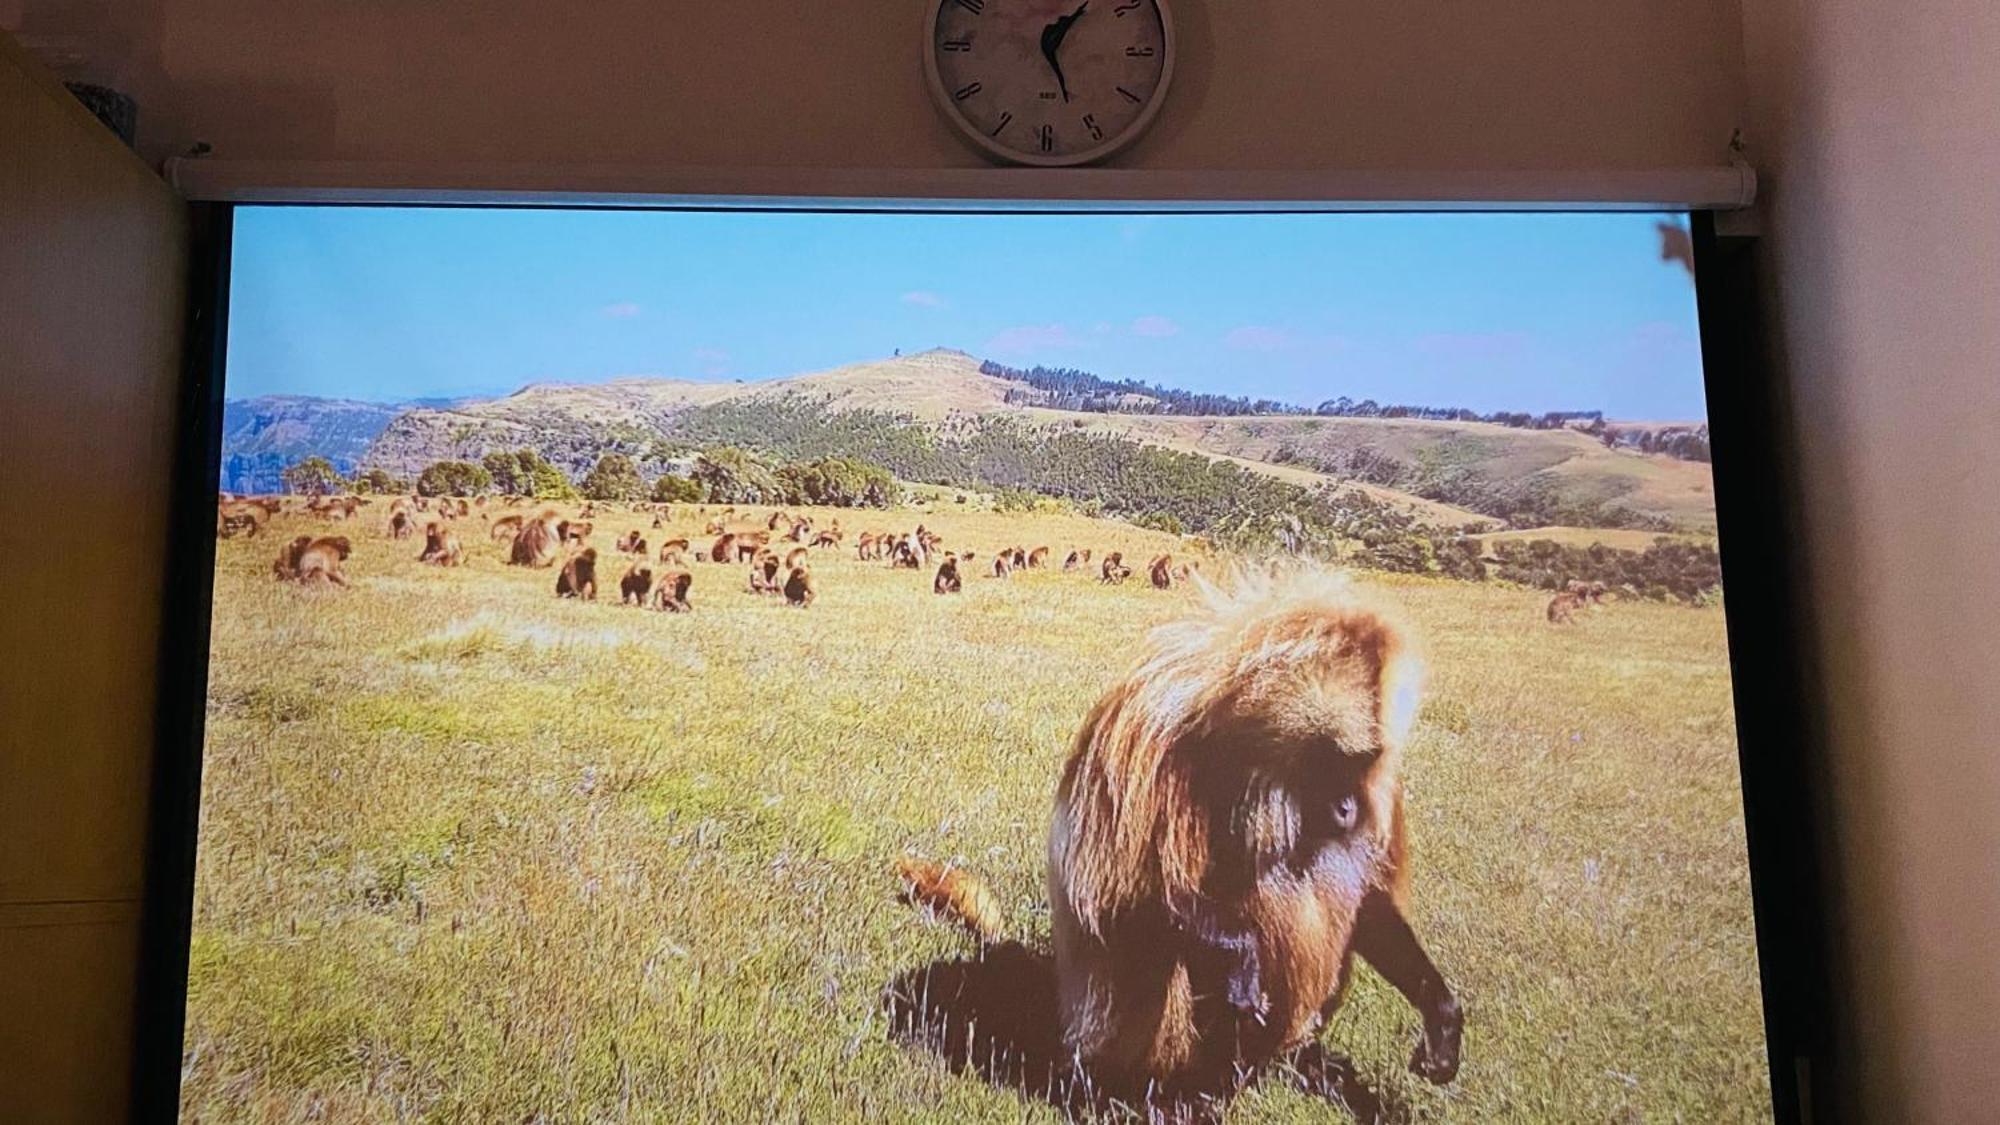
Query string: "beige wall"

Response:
xmin=0 ymin=31 xmax=188 ymax=1121
xmin=1740 ymin=0 xmax=2000 ymax=1119
xmin=6 ymin=0 xmax=1746 ymax=174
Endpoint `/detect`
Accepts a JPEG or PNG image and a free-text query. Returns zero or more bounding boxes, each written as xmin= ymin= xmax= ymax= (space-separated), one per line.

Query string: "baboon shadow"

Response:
xmin=882 ymin=942 xmax=1397 ymax=1124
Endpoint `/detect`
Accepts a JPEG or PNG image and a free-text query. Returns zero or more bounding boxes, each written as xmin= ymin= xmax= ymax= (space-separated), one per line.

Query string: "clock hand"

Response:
xmin=1040 ymin=2 xmax=1089 ymax=102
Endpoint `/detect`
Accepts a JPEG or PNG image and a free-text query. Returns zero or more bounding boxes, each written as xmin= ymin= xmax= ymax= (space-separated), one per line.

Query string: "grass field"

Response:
xmin=182 ymin=501 xmax=1769 ymax=1123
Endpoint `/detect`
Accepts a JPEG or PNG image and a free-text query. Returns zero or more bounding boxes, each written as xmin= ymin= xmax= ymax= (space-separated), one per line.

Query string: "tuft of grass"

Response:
xmin=184 ymin=502 xmax=1769 ymax=1122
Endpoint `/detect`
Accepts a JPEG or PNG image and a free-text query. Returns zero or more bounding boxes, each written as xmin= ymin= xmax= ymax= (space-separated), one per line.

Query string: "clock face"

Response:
xmin=926 ymin=0 xmax=1174 ymax=167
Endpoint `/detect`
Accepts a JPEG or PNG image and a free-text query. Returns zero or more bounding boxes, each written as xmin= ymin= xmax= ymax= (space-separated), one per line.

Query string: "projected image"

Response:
xmin=189 ymin=208 xmax=1766 ymax=1121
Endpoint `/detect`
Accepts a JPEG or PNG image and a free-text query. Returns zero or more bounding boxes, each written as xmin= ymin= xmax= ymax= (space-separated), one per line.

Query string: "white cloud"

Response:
xmin=691 ymin=347 xmax=730 ymax=376
xmin=902 ymin=290 xmax=948 ymax=309
xmin=1131 ymin=315 xmax=1180 ymax=338
xmin=986 ymin=323 xmax=1083 ymax=355
xmin=1224 ymin=325 xmax=1292 ymax=352
xmin=601 ymin=302 xmax=642 ymax=319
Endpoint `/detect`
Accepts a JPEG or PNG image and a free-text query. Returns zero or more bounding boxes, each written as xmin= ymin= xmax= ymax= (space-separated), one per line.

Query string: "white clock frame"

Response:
xmin=921 ymin=0 xmax=1177 ymax=168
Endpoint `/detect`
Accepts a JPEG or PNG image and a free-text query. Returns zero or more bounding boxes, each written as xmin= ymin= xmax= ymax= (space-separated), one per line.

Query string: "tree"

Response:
xmin=416 ymin=460 xmax=492 ymax=497
xmin=483 ymin=448 xmax=576 ymax=498
xmin=691 ymin=447 xmax=779 ymax=505
xmin=281 ymin=456 xmax=345 ymax=496
xmin=652 ymin=474 xmax=702 ymax=503
xmin=350 ymin=467 xmax=407 ymax=495
xmin=772 ymin=456 xmax=898 ymax=508
xmin=579 ymin=453 xmax=646 ymax=501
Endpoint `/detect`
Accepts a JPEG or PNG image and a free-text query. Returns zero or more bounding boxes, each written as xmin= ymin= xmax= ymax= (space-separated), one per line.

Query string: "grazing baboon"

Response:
xmin=616 ymin=530 xmax=645 ymax=554
xmin=1100 ymin=552 xmax=1131 ymax=584
xmin=290 ymin=536 xmax=352 ymax=587
xmin=1548 ymin=581 xmax=1607 ymax=623
xmin=735 ymin=537 xmax=769 ymax=564
xmin=218 ymin=502 xmax=265 ymax=538
xmin=785 ymin=546 xmax=809 ymax=569
xmin=709 ymin=534 xmax=738 ymax=564
xmin=768 ymin=510 xmax=791 ymax=531
xmin=934 ymin=553 xmax=963 ymax=594
xmin=783 ymin=565 xmax=816 ymax=608
xmin=658 ymin=538 xmax=690 ymax=565
xmin=1048 ymin=574 xmax=1459 ymax=1096
xmin=788 ymin=519 xmax=813 ymax=543
xmin=418 ymin=522 xmax=463 ymax=566
xmin=992 ymin=553 xmax=1013 ymax=579
xmin=555 ymin=548 xmax=599 ymax=599
xmin=1007 ymin=547 xmax=1028 ymax=571
xmin=272 ymin=535 xmax=314 ymax=579
xmin=579 ymin=503 xmax=597 ymax=519
xmin=1149 ymin=554 xmax=1175 ymax=589
xmin=652 ymin=516 xmax=664 ymax=529
xmin=620 ymin=564 xmax=654 ymax=605
xmin=813 ymin=528 xmax=844 ymax=549
xmin=750 ymin=552 xmax=784 ymax=594
xmin=653 ymin=569 xmax=694 ymax=612
xmin=510 ymin=513 xmax=562 ymax=567
xmin=704 ymin=519 xmax=727 ymax=535
xmin=890 ymin=537 xmax=925 ymax=569
xmin=1062 ymin=550 xmax=1084 ymax=572
xmin=1027 ymin=546 xmax=1049 ymax=569
xmin=489 ymin=514 xmax=524 ymax=541
xmin=557 ymin=519 xmax=593 ymax=546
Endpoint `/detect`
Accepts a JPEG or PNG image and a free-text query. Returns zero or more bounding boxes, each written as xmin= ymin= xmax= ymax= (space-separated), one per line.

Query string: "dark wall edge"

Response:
xmin=1694 ymin=211 xmax=1838 ymax=1125
xmin=131 ymin=201 xmax=232 ymax=1124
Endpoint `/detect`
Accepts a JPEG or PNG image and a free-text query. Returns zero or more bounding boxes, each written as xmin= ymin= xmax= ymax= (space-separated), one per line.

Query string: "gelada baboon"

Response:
xmin=898 ymin=574 xmax=1461 ymax=1102
xmin=616 ymin=530 xmax=645 ymax=554
xmin=272 ymin=535 xmax=313 ymax=580
xmin=389 ymin=510 xmax=414 ymax=540
xmin=783 ymin=565 xmax=816 ymax=608
xmin=710 ymin=533 xmax=738 ymax=563
xmin=1027 ymin=546 xmax=1050 ymax=569
xmin=489 ymin=513 xmax=524 ymax=541
xmin=785 ymin=546 xmax=810 ymax=569
xmin=652 ymin=569 xmax=694 ymax=612
xmin=992 ymin=552 xmax=1013 ymax=579
xmin=555 ymin=548 xmax=598 ymax=599
xmin=934 ymin=552 xmax=963 ymax=595
xmin=418 ymin=522 xmax=463 ymax=566
xmin=289 ymin=536 xmax=352 ymax=587
xmin=1149 ymin=553 xmax=1175 ymax=589
xmin=620 ymin=563 xmax=653 ymax=605
xmin=509 ymin=512 xmax=561 ymax=567
xmin=1100 ymin=551 xmax=1132 ymax=584
xmin=1548 ymin=580 xmax=1608 ymax=623
xmin=658 ymin=538 xmax=690 ymax=565
xmin=750 ymin=552 xmax=783 ymax=594
xmin=557 ymin=519 xmax=593 ymax=546
xmin=1046 ymin=574 xmax=1460 ymax=1095
xmin=735 ymin=531 xmax=771 ymax=563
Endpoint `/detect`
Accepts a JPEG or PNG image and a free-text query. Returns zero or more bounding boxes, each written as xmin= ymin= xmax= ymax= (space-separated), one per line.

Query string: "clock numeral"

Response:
xmin=1125 ymin=45 xmax=1156 ymax=57
xmin=990 ymin=111 xmax=1013 ymax=137
xmin=953 ymin=81 xmax=983 ymax=101
xmin=1113 ymin=0 xmax=1141 ymax=15
xmin=1083 ymin=113 xmax=1104 ymax=141
xmin=954 ymin=0 xmax=984 ymax=13
xmin=1038 ymin=124 xmax=1055 ymax=153
xmin=1116 ymin=85 xmax=1144 ymax=103
xmin=941 ymin=38 xmax=972 ymax=52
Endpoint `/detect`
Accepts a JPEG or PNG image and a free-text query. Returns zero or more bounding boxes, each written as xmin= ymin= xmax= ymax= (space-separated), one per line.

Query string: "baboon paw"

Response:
xmin=1408 ymin=994 xmax=1463 ymax=1084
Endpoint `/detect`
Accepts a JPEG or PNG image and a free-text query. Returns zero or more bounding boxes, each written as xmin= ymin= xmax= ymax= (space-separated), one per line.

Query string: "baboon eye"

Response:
xmin=1331 ymin=794 xmax=1360 ymax=832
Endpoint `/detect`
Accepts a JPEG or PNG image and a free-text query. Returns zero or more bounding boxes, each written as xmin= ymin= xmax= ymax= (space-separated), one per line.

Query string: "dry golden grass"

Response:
xmin=183 ymin=500 xmax=1768 ymax=1122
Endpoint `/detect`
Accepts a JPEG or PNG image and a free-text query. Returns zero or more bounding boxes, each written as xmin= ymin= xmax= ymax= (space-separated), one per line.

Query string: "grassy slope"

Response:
xmin=362 ymin=352 xmax=1715 ymax=535
xmin=1064 ymin=412 xmax=1719 ymax=534
xmin=185 ymin=502 xmax=1768 ymax=1123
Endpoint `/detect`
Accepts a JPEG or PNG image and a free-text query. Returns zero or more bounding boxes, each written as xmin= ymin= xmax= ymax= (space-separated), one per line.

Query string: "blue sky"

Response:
xmin=227 ymin=207 xmax=1707 ymax=419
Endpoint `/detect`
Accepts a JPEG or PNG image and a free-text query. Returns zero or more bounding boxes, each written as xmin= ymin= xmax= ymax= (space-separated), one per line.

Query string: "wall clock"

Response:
xmin=924 ymin=0 xmax=1176 ymax=167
